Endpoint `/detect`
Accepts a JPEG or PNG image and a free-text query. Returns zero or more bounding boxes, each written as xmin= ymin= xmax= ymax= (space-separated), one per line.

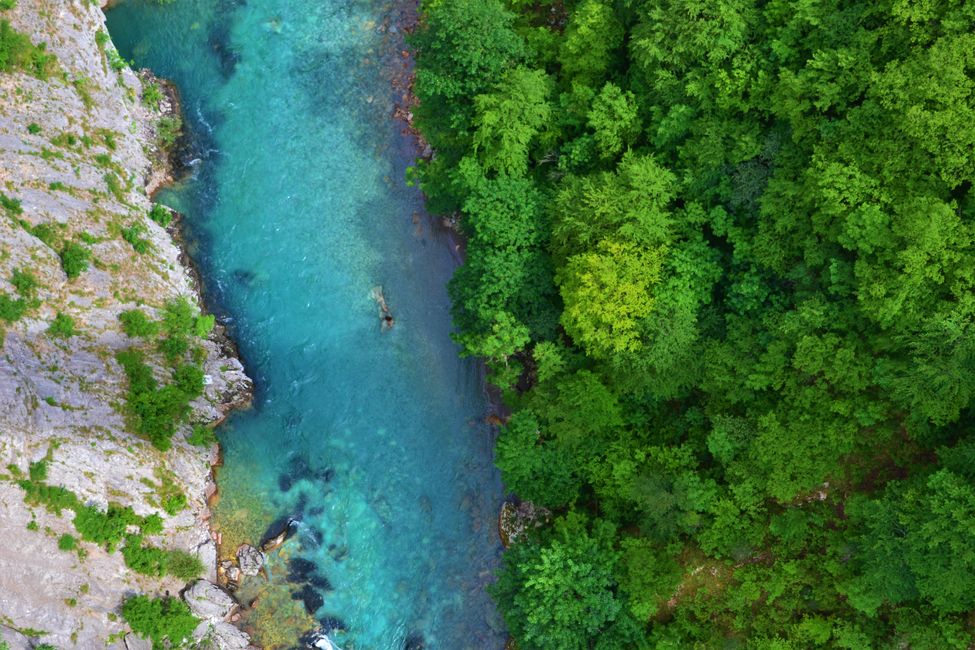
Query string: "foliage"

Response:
xmin=155 ymin=115 xmax=181 ymax=150
xmin=0 ymin=20 xmax=54 ymax=78
xmin=57 ymin=533 xmax=76 ymax=551
xmin=48 ymin=312 xmax=75 ymax=338
xmin=119 ymin=309 xmax=159 ymax=338
xmin=59 ymin=241 xmax=90 ymax=279
xmin=186 ymin=424 xmax=217 ymax=447
xmin=148 ymin=203 xmax=172 ymax=227
xmin=121 ymin=595 xmax=199 ymax=650
xmin=413 ymin=0 xmax=975 ymax=646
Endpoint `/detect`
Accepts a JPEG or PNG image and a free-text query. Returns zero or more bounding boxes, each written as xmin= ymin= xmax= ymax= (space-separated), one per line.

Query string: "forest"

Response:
xmin=410 ymin=0 xmax=975 ymax=647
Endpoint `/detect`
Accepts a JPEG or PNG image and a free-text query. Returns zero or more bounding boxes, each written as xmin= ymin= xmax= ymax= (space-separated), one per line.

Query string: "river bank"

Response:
xmin=0 ymin=1 xmax=252 ymax=647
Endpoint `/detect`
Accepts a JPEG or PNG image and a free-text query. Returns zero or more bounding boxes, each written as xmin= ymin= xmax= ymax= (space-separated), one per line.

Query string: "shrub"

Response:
xmin=0 ymin=295 xmax=26 ymax=322
xmin=119 ymin=309 xmax=159 ymax=338
xmin=104 ymin=172 xmax=125 ymax=201
xmin=143 ymin=82 xmax=164 ymax=111
xmin=122 ymin=535 xmax=167 ymax=577
xmin=0 ymin=1 xmax=16 ymax=10
xmin=48 ymin=312 xmax=75 ymax=338
xmin=122 ymin=224 xmax=150 ymax=254
xmin=58 ymin=533 xmax=76 ymax=551
xmin=162 ymin=493 xmax=187 ymax=516
xmin=73 ymin=502 xmax=141 ymax=550
xmin=32 ymin=222 xmax=58 ymax=248
xmin=148 ymin=204 xmax=172 ymax=227
xmin=0 ymin=20 xmax=55 ymax=78
xmin=186 ymin=424 xmax=216 ymax=447
xmin=156 ymin=115 xmax=182 ymax=150
xmin=10 ymin=269 xmax=38 ymax=298
xmin=28 ymin=459 xmax=47 ymax=481
xmin=60 ymin=242 xmax=90 ymax=278
xmin=116 ymin=349 xmax=201 ymax=451
xmin=165 ymin=549 xmax=203 ymax=580
xmin=121 ymin=595 xmax=199 ymax=650
xmin=27 ymin=122 xmax=40 ymax=134
xmin=0 ymin=192 xmax=22 ymax=215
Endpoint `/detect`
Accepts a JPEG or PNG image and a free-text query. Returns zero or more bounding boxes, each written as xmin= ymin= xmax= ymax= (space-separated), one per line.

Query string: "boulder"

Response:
xmin=183 ymin=579 xmax=238 ymax=621
xmin=236 ymin=543 xmax=265 ymax=576
xmin=193 ymin=621 xmax=256 ymax=650
xmin=124 ymin=632 xmax=153 ymax=650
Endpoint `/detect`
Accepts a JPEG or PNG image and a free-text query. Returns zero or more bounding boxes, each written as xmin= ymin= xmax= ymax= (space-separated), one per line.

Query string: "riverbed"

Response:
xmin=106 ymin=1 xmax=505 ymax=648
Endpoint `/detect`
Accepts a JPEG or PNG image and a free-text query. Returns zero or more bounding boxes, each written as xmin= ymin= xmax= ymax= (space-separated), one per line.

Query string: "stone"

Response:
xmin=183 ymin=579 xmax=239 ymax=621
xmin=193 ymin=621 xmax=255 ymax=650
xmin=236 ymin=543 xmax=265 ymax=576
xmin=124 ymin=632 xmax=153 ymax=650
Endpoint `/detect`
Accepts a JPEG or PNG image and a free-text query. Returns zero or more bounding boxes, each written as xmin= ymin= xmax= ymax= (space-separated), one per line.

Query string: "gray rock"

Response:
xmin=0 ymin=626 xmax=30 ymax=650
xmin=192 ymin=621 xmax=255 ymax=650
xmin=183 ymin=580 xmax=238 ymax=621
xmin=236 ymin=543 xmax=265 ymax=576
xmin=124 ymin=632 xmax=153 ymax=650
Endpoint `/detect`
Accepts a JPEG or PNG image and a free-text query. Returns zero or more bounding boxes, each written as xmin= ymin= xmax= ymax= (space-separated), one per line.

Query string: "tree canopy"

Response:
xmin=412 ymin=0 xmax=975 ymax=646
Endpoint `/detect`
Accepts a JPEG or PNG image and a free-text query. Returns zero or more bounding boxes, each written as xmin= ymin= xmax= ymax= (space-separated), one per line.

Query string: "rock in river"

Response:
xmin=236 ymin=543 xmax=265 ymax=576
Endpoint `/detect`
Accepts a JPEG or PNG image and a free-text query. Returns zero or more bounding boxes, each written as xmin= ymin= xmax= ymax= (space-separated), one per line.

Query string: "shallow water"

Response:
xmin=106 ymin=2 xmax=505 ymax=648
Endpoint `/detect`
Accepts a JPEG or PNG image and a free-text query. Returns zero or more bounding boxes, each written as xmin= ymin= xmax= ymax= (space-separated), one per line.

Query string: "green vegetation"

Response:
xmin=121 ymin=535 xmax=203 ymax=580
xmin=26 ymin=122 xmax=40 ymax=134
xmin=0 ymin=0 xmax=16 ymax=10
xmin=59 ymin=241 xmax=90 ymax=279
xmin=412 ymin=0 xmax=975 ymax=647
xmin=121 ymin=223 xmax=150 ymax=254
xmin=142 ymin=82 xmax=164 ymax=112
xmin=0 ymin=268 xmax=39 ymax=323
xmin=119 ymin=309 xmax=160 ymax=338
xmin=0 ymin=19 xmax=54 ymax=78
xmin=148 ymin=203 xmax=172 ymax=227
xmin=57 ymin=533 xmax=76 ymax=551
xmin=121 ymin=595 xmax=198 ymax=650
xmin=0 ymin=192 xmax=22 ymax=215
xmin=116 ymin=298 xmax=213 ymax=450
xmin=48 ymin=312 xmax=75 ymax=338
xmin=155 ymin=115 xmax=182 ymax=150
xmin=186 ymin=424 xmax=216 ymax=447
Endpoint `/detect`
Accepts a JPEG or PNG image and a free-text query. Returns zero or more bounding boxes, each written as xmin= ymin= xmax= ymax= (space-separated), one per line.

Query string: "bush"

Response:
xmin=0 ymin=295 xmax=26 ymax=322
xmin=31 ymin=222 xmax=58 ymax=248
xmin=60 ymin=242 xmax=90 ymax=278
xmin=122 ymin=535 xmax=167 ymax=577
xmin=186 ymin=424 xmax=217 ymax=447
xmin=0 ymin=20 xmax=55 ymax=78
xmin=156 ymin=115 xmax=182 ymax=150
xmin=0 ymin=1 xmax=16 ymax=10
xmin=165 ymin=549 xmax=204 ymax=580
xmin=48 ymin=312 xmax=75 ymax=338
xmin=143 ymin=82 xmax=163 ymax=111
xmin=162 ymin=493 xmax=187 ymax=516
xmin=57 ymin=533 xmax=76 ymax=551
xmin=116 ymin=349 xmax=202 ymax=451
xmin=0 ymin=192 xmax=22 ymax=215
xmin=28 ymin=459 xmax=47 ymax=481
xmin=122 ymin=224 xmax=150 ymax=254
xmin=27 ymin=122 xmax=40 ymax=134
xmin=119 ymin=309 xmax=159 ymax=338
xmin=148 ymin=204 xmax=172 ymax=227
xmin=10 ymin=268 xmax=37 ymax=298
xmin=121 ymin=595 xmax=199 ymax=650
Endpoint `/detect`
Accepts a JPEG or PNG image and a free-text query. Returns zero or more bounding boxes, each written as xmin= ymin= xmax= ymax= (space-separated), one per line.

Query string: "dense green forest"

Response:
xmin=411 ymin=0 xmax=975 ymax=647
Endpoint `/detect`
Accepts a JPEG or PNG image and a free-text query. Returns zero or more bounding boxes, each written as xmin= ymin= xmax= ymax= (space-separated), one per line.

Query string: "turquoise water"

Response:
xmin=106 ymin=2 xmax=505 ymax=648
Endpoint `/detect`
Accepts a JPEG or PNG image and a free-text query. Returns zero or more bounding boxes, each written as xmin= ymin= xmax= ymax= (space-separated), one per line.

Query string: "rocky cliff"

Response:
xmin=0 ymin=1 xmax=252 ymax=648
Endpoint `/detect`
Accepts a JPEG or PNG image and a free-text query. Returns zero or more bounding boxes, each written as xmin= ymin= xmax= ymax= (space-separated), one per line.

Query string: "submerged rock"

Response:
xmin=260 ymin=515 xmax=299 ymax=552
xmin=236 ymin=543 xmax=265 ymax=576
xmin=319 ymin=616 xmax=348 ymax=634
xmin=292 ymin=584 xmax=325 ymax=615
xmin=288 ymin=557 xmax=318 ymax=581
xmin=184 ymin=579 xmax=239 ymax=621
xmin=404 ymin=632 xmax=426 ymax=649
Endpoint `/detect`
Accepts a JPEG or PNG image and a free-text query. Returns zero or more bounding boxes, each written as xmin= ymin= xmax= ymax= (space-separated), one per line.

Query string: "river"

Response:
xmin=105 ymin=1 xmax=505 ymax=648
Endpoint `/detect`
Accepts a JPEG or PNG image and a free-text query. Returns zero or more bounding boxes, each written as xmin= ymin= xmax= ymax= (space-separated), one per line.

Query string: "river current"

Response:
xmin=106 ymin=2 xmax=505 ymax=648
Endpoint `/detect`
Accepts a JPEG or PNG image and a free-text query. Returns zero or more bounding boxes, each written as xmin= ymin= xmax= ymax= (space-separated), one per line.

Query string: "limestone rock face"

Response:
xmin=0 ymin=1 xmax=251 ymax=648
xmin=124 ymin=633 xmax=153 ymax=650
xmin=184 ymin=579 xmax=239 ymax=621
